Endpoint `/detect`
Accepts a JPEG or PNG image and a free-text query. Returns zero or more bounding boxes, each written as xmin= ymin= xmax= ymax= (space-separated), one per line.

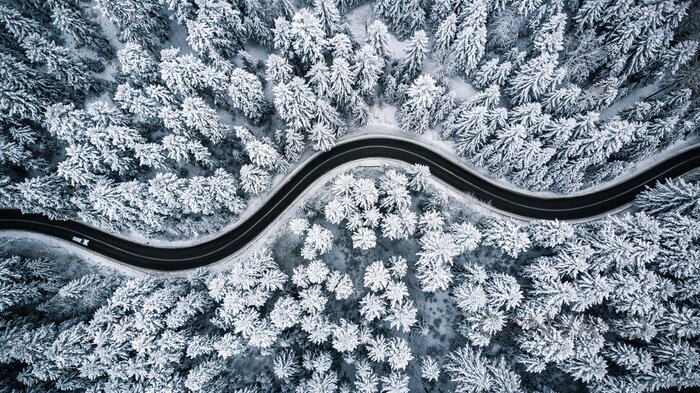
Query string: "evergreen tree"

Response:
xmin=21 ymin=34 xmax=92 ymax=90
xmin=274 ymin=10 xmax=327 ymax=66
xmin=12 ymin=175 xmax=75 ymax=220
xmin=266 ymin=54 xmax=294 ymax=85
xmin=310 ymin=122 xmax=336 ymax=152
xmin=273 ymin=77 xmax=318 ymax=131
xmin=117 ymin=43 xmax=159 ymax=84
xmin=239 ymin=164 xmax=271 ymax=195
xmin=435 ymin=13 xmax=458 ymax=55
xmin=366 ymin=20 xmax=390 ymax=59
xmin=398 ymin=30 xmax=429 ymax=83
xmin=374 ymin=0 xmax=425 ymax=39
xmin=159 ymin=48 xmax=227 ymax=99
xmin=481 ymin=217 xmax=531 ymax=258
xmin=307 ymin=62 xmax=332 ymax=98
xmin=528 ymin=219 xmax=575 ymax=248
xmin=50 ymin=3 xmax=113 ymax=58
xmin=314 ymin=0 xmax=342 ymax=36
xmin=636 ymin=178 xmax=700 ymax=218
xmin=506 ymin=53 xmax=559 ymax=105
xmin=181 ymin=96 xmax=228 ymax=142
xmin=445 ymin=346 xmax=523 ymax=392
xmin=329 ymin=58 xmax=355 ymax=109
xmin=229 ymin=68 xmax=266 ymax=121
xmin=352 ymin=45 xmax=384 ymax=96
xmin=397 ymin=75 xmax=445 ymax=134
xmin=449 ymin=0 xmax=489 ymax=75
xmin=0 ymin=4 xmax=42 ymax=42
xmin=533 ymin=12 xmax=567 ymax=55
xmin=186 ymin=0 xmax=244 ymax=61
xmin=244 ymin=137 xmax=282 ymax=171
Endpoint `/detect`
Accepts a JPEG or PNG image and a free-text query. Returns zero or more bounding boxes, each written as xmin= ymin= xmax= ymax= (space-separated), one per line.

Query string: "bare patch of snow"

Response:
xmin=162 ymin=19 xmax=194 ymax=54
xmin=600 ymin=82 xmax=660 ymax=120
xmin=447 ymin=77 xmax=478 ymax=101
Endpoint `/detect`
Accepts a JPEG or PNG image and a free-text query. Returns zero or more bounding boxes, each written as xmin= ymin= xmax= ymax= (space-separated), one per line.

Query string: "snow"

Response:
xmin=0 ymin=231 xmax=149 ymax=277
xmin=447 ymin=77 xmax=478 ymax=101
xmin=162 ymin=19 xmax=194 ymax=54
xmin=345 ymin=4 xmax=374 ymax=41
xmin=599 ymin=82 xmax=661 ymax=120
xmin=243 ymin=43 xmax=271 ymax=64
xmin=345 ymin=3 xmax=406 ymax=58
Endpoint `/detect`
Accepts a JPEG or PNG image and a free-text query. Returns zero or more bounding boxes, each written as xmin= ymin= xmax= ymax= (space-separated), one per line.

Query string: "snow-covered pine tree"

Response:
xmin=159 ymin=48 xmax=227 ymax=99
xmin=274 ymin=10 xmax=327 ymax=67
xmin=186 ymin=0 xmax=244 ymax=61
xmin=366 ymin=20 xmax=390 ymax=59
xmin=266 ymin=54 xmax=294 ymax=85
xmin=434 ymin=13 xmax=458 ymax=55
xmin=329 ymin=58 xmax=355 ymax=109
xmin=95 ymin=0 xmax=167 ymax=49
xmin=181 ymin=96 xmax=228 ymax=143
xmin=228 ymin=68 xmax=266 ymax=121
xmin=397 ymin=75 xmax=445 ymax=134
xmin=506 ymin=53 xmax=559 ymax=105
xmin=273 ymin=77 xmax=318 ymax=131
xmin=449 ymin=0 xmax=489 ymax=75
xmin=21 ymin=34 xmax=92 ymax=90
xmin=636 ymin=178 xmax=700 ymax=218
xmin=398 ymin=30 xmax=429 ymax=83
xmin=446 ymin=346 xmax=522 ymax=392
xmin=239 ymin=164 xmax=271 ymax=195
xmin=310 ymin=122 xmax=336 ymax=152
xmin=352 ymin=45 xmax=384 ymax=96
xmin=374 ymin=0 xmax=425 ymax=39
xmin=481 ymin=217 xmax=531 ymax=258
xmin=314 ymin=0 xmax=342 ymax=36
xmin=117 ymin=43 xmax=159 ymax=84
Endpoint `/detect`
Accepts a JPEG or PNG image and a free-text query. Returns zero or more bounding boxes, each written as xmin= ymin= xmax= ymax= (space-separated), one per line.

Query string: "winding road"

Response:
xmin=1 ymin=137 xmax=699 ymax=271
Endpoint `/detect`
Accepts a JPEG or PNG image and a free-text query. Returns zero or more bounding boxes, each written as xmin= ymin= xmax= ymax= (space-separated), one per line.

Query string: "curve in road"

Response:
xmin=1 ymin=137 xmax=699 ymax=271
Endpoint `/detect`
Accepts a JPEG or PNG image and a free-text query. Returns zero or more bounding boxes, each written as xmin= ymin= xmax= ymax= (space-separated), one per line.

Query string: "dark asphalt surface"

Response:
xmin=1 ymin=137 xmax=699 ymax=271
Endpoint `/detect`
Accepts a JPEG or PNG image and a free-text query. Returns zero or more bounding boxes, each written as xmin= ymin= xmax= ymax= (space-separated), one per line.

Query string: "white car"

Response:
xmin=71 ymin=236 xmax=90 ymax=246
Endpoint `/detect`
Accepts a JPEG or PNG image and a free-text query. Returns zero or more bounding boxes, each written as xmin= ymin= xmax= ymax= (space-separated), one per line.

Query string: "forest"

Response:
xmin=1 ymin=0 xmax=698 ymax=238
xmin=0 ymin=0 xmax=698 ymax=392
xmin=2 ymin=172 xmax=699 ymax=392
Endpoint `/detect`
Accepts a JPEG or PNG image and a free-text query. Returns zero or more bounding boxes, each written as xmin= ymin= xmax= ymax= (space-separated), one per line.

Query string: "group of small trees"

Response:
xmin=446 ymin=178 xmax=700 ymax=392
xmin=268 ymin=6 xmax=392 ymax=159
xmin=0 ymin=248 xmax=292 ymax=391
xmin=431 ymin=0 xmax=698 ymax=192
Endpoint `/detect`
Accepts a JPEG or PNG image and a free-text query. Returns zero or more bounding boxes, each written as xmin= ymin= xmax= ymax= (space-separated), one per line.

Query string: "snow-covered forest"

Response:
xmin=2 ymin=170 xmax=700 ymax=391
xmin=1 ymin=0 xmax=698 ymax=238
xmin=1 ymin=0 xmax=699 ymax=391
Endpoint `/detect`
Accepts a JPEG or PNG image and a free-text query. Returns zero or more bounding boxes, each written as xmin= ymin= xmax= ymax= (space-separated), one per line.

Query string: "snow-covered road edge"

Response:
xmin=6 ymin=130 xmax=697 ymax=248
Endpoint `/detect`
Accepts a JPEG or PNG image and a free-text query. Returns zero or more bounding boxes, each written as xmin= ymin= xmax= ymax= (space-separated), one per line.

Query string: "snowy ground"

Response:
xmin=0 ymin=231 xmax=146 ymax=277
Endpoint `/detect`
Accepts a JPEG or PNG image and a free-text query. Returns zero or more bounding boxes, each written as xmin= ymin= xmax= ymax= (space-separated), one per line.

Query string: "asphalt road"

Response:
xmin=1 ymin=137 xmax=699 ymax=271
